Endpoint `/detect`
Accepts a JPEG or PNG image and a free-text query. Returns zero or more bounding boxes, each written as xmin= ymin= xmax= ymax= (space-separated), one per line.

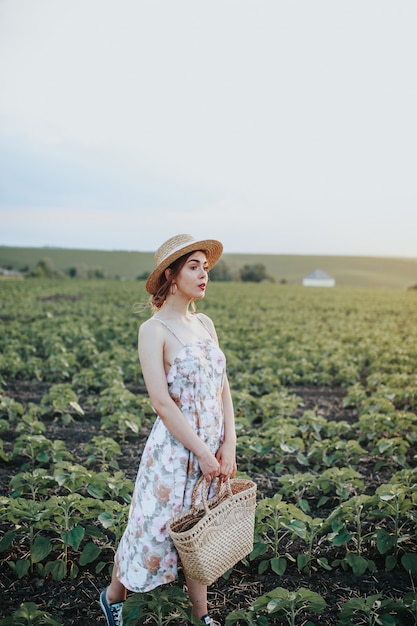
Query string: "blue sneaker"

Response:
xmin=188 ymin=615 xmax=220 ymax=626
xmin=200 ymin=616 xmax=220 ymax=626
xmin=100 ymin=588 xmax=123 ymax=626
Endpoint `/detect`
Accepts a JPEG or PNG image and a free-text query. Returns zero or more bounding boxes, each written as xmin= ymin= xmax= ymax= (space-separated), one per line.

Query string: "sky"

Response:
xmin=0 ymin=0 xmax=416 ymax=257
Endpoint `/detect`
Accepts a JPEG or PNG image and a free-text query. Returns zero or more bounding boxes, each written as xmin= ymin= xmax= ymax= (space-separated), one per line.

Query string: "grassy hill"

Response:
xmin=1 ymin=246 xmax=416 ymax=289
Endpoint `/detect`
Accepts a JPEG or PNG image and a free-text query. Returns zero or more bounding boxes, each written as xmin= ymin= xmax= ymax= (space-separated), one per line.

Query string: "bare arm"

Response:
xmin=216 ymin=375 xmax=237 ymax=479
xmin=138 ymin=319 xmax=220 ymax=481
xmin=197 ymin=314 xmax=237 ymax=479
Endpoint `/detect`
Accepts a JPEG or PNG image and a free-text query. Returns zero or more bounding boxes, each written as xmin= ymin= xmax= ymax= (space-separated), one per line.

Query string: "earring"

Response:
xmin=171 ymin=283 xmax=177 ymax=295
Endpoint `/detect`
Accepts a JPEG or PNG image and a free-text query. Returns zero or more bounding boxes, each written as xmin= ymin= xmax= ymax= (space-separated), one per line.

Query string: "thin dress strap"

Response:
xmin=194 ymin=314 xmax=216 ymax=341
xmin=152 ymin=318 xmax=186 ymax=346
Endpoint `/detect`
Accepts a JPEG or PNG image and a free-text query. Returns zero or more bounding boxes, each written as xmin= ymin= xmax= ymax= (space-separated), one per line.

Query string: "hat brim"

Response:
xmin=145 ymin=239 xmax=223 ymax=295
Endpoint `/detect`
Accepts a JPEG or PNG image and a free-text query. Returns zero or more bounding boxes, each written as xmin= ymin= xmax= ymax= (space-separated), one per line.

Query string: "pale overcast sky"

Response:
xmin=0 ymin=1 xmax=416 ymax=257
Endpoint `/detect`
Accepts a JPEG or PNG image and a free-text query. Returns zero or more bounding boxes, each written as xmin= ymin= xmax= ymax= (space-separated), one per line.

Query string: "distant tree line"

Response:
xmin=139 ymin=259 xmax=275 ymax=283
xmin=26 ymin=258 xmax=109 ymax=279
xmin=10 ymin=257 xmax=277 ymax=283
xmin=3 ymin=254 xmax=416 ymax=288
xmin=211 ymin=260 xmax=274 ymax=283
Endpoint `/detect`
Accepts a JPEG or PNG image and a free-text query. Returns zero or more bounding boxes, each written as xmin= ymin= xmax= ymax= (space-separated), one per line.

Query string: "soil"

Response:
xmin=0 ymin=382 xmax=414 ymax=625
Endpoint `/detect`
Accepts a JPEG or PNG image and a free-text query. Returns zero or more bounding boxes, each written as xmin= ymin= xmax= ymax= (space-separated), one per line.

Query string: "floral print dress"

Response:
xmin=114 ymin=318 xmax=226 ymax=592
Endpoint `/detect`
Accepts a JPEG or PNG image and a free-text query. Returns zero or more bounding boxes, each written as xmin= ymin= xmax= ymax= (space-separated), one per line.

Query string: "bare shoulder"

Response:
xmin=196 ymin=312 xmax=218 ymax=340
xmin=139 ymin=317 xmax=164 ymax=342
xmin=196 ymin=311 xmax=213 ymax=326
xmin=138 ymin=318 xmax=166 ymax=369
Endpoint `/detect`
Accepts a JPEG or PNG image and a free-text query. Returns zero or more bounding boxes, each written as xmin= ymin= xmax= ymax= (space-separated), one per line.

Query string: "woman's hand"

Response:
xmin=215 ymin=441 xmax=237 ymax=481
xmin=196 ymin=447 xmax=220 ymax=482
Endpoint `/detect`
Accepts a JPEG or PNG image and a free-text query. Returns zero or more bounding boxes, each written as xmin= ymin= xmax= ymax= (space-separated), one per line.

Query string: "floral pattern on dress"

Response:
xmin=115 ymin=338 xmax=226 ymax=592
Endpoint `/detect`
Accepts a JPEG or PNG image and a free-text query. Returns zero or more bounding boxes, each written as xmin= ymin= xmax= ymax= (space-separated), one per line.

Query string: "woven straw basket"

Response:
xmin=166 ymin=476 xmax=257 ymax=585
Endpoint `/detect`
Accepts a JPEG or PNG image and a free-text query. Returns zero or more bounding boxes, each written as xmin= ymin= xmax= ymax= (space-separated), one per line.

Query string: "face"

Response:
xmin=174 ymin=251 xmax=209 ymax=299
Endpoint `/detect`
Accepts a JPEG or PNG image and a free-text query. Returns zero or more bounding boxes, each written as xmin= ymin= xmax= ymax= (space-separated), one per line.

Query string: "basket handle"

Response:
xmin=192 ymin=475 xmax=233 ymax=514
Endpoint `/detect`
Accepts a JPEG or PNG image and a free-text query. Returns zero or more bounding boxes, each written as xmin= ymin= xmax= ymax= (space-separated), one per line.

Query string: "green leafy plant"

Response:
xmin=16 ymin=412 xmax=46 ymax=436
xmin=337 ymin=594 xmax=398 ymax=626
xmin=43 ymin=494 xmax=88 ymax=580
xmin=97 ymin=500 xmax=129 ymax=546
xmin=0 ymin=602 xmax=62 ymax=625
xmin=245 ymin=587 xmax=326 ymax=626
xmin=0 ymin=439 xmax=9 ymax=461
xmin=42 ymin=352 xmax=78 ymax=383
xmin=257 ymin=391 xmax=301 ymax=421
xmin=53 ymin=461 xmax=133 ymax=502
xmin=314 ymin=467 xmax=365 ymax=506
xmin=235 ymin=433 xmax=276 ymax=473
xmin=12 ymin=434 xmax=72 ymax=470
xmin=96 ymin=382 xmax=141 ymax=416
xmin=327 ymin=494 xmax=379 ymax=575
xmin=279 ymin=507 xmax=327 ymax=575
xmin=371 ymin=483 xmax=416 ymax=569
xmin=86 ymin=470 xmax=133 ymax=502
xmin=278 ymin=471 xmax=316 ymax=512
xmin=358 ymin=411 xmax=417 ymax=442
xmin=100 ymin=410 xmax=142 ymax=440
xmin=371 ymin=437 xmax=410 ymax=470
xmin=5 ymin=498 xmax=54 ymax=578
xmin=122 ymin=585 xmax=192 ymax=626
xmin=394 ymin=592 xmax=417 ymax=625
xmin=10 ymin=469 xmax=56 ymax=499
xmin=401 ymin=552 xmax=417 ymax=577
xmin=40 ymin=384 xmax=84 ymax=423
xmin=251 ymin=494 xmax=290 ymax=576
xmin=53 ymin=461 xmax=95 ymax=493
xmin=72 ymin=366 xmax=102 ymax=393
xmin=84 ymin=435 xmax=121 ymax=470
xmin=4 ymin=490 xmax=108 ymax=581
xmin=0 ymin=394 xmax=25 ymax=422
xmin=307 ymin=438 xmax=367 ymax=469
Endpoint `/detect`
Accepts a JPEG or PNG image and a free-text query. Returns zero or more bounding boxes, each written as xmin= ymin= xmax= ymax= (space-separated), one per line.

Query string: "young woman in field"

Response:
xmin=100 ymin=234 xmax=237 ymax=626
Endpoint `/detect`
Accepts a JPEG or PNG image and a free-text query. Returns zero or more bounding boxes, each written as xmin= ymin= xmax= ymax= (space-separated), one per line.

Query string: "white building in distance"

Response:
xmin=302 ymin=269 xmax=335 ymax=288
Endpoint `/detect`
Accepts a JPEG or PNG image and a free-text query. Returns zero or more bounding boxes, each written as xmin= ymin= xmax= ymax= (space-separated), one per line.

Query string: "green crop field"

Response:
xmin=1 ymin=279 xmax=417 ymax=625
xmin=1 ymin=245 xmax=417 ymax=289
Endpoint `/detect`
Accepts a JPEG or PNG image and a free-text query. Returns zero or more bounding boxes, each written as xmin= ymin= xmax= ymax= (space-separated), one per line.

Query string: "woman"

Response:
xmin=100 ymin=234 xmax=237 ymax=626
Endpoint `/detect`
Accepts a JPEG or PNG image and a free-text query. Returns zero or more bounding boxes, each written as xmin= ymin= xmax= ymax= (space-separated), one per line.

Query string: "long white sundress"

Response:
xmin=114 ymin=317 xmax=226 ymax=592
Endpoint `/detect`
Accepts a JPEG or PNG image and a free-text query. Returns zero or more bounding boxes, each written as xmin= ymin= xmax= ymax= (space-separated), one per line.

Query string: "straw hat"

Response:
xmin=145 ymin=234 xmax=223 ymax=295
